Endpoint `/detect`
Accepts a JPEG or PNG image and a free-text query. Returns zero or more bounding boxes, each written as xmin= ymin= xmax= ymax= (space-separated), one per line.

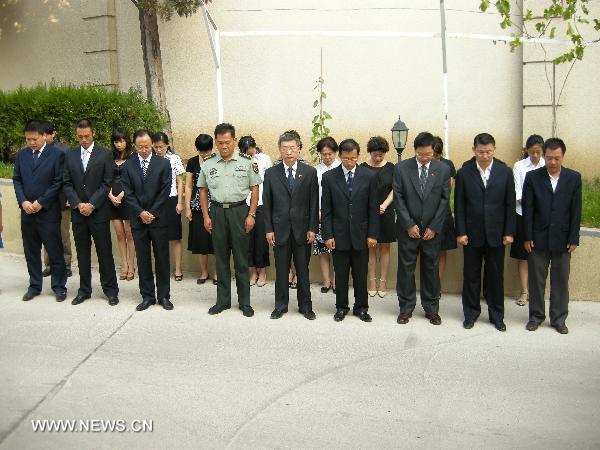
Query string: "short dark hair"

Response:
xmin=543 ymin=137 xmax=566 ymax=154
xmin=214 ymin=123 xmax=235 ymax=138
xmin=525 ymin=134 xmax=544 ymax=149
xmin=111 ymin=128 xmax=133 ymax=160
xmin=284 ymin=130 xmax=302 ymax=149
xmin=278 ymin=131 xmax=301 ymax=149
xmin=238 ymin=135 xmax=257 ymax=154
xmin=23 ymin=119 xmax=46 ymax=134
xmin=195 ymin=134 xmax=213 ymax=152
xmin=473 ymin=133 xmax=495 ymax=147
xmin=133 ymin=129 xmax=152 ymax=142
xmin=76 ymin=119 xmax=94 ymax=130
xmin=338 ymin=138 xmax=360 ymax=155
xmin=413 ymin=132 xmax=436 ymax=150
xmin=367 ymin=136 xmax=389 ymax=153
xmin=317 ymin=136 xmax=338 ymax=153
xmin=42 ymin=120 xmax=56 ymax=134
xmin=432 ymin=136 xmax=444 ymax=155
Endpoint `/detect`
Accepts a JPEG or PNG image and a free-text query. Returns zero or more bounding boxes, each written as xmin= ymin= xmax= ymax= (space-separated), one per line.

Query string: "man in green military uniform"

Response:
xmin=198 ymin=123 xmax=261 ymax=316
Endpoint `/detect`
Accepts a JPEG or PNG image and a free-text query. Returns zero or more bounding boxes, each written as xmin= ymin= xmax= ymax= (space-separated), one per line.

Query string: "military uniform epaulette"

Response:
xmin=239 ymin=152 xmax=252 ymax=160
xmin=274 ymin=158 xmax=283 ymax=165
xmin=204 ymin=152 xmax=217 ymax=160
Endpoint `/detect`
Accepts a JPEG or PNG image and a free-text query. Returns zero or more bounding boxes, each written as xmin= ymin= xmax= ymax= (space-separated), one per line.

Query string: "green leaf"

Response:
xmin=313 ymin=100 xmax=319 ymax=108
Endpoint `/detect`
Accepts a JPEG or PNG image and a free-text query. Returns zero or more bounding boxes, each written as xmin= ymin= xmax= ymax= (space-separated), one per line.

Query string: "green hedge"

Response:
xmin=0 ymin=83 xmax=167 ymax=162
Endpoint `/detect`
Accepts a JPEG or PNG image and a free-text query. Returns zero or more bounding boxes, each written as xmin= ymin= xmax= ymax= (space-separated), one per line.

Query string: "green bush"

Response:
xmin=0 ymin=83 xmax=167 ymax=162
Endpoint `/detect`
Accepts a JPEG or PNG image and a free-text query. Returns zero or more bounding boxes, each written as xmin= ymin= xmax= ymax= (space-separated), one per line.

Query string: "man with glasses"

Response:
xmin=321 ymin=139 xmax=379 ymax=322
xmin=454 ymin=133 xmax=516 ymax=331
xmin=393 ymin=132 xmax=451 ymax=325
xmin=262 ymin=131 xmax=319 ymax=320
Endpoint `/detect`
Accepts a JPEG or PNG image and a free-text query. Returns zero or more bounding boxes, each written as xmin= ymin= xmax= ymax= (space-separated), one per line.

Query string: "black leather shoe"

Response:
xmin=41 ymin=267 xmax=51 ymax=277
xmin=71 ymin=294 xmax=91 ymax=305
xmin=426 ymin=314 xmax=442 ymax=325
xmin=66 ymin=268 xmax=73 ymax=277
xmin=397 ymin=313 xmax=412 ymax=324
xmin=159 ymin=297 xmax=173 ymax=310
xmin=494 ymin=322 xmax=507 ymax=332
xmin=240 ymin=305 xmax=254 ymax=317
xmin=55 ymin=292 xmax=67 ymax=302
xmin=208 ymin=304 xmax=230 ymax=315
xmin=463 ymin=320 xmax=475 ymax=329
xmin=355 ymin=311 xmax=373 ymax=322
xmin=526 ymin=321 xmax=539 ymax=331
xmin=136 ymin=298 xmax=156 ymax=311
xmin=554 ymin=324 xmax=569 ymax=334
xmin=303 ymin=310 xmax=316 ymax=320
xmin=334 ymin=309 xmax=347 ymax=322
xmin=270 ymin=307 xmax=288 ymax=319
xmin=108 ymin=296 xmax=119 ymax=306
xmin=22 ymin=291 xmax=40 ymax=301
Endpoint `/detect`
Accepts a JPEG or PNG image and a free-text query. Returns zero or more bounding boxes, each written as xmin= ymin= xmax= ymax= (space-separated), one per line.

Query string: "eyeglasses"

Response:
xmin=281 ymin=145 xmax=298 ymax=151
xmin=416 ymin=152 xmax=433 ymax=158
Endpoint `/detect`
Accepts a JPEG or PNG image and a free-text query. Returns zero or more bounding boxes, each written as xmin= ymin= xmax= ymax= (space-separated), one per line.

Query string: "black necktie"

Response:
xmin=287 ymin=166 xmax=294 ymax=190
xmin=347 ymin=170 xmax=353 ymax=193
xmin=32 ymin=150 xmax=40 ymax=167
xmin=141 ymin=160 xmax=148 ymax=179
xmin=420 ymin=165 xmax=427 ymax=194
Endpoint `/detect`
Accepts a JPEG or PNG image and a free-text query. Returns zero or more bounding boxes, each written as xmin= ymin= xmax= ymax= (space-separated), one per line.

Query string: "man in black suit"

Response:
xmin=393 ymin=132 xmax=451 ymax=325
xmin=262 ymin=131 xmax=319 ymax=320
xmin=41 ymin=121 xmax=73 ymax=278
xmin=121 ymin=129 xmax=172 ymax=311
xmin=63 ymin=119 xmax=119 ymax=306
xmin=13 ymin=120 xmax=67 ymax=302
xmin=321 ymin=139 xmax=379 ymax=322
xmin=523 ymin=138 xmax=581 ymax=334
xmin=454 ymin=133 xmax=516 ymax=331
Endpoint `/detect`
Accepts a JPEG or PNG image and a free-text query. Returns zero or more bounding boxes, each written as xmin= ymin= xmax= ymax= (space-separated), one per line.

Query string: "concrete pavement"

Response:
xmin=0 ymin=252 xmax=599 ymax=449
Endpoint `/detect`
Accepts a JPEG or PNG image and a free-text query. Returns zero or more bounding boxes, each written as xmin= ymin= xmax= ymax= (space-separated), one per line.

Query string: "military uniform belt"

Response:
xmin=211 ymin=200 xmax=247 ymax=209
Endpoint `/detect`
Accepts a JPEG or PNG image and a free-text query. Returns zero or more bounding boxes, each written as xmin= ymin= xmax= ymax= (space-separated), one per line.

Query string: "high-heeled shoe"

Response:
xmin=377 ymin=279 xmax=387 ymax=298
xmin=368 ymin=277 xmax=378 ymax=297
xmin=119 ymin=270 xmax=128 ymax=281
xmin=126 ymin=270 xmax=135 ymax=281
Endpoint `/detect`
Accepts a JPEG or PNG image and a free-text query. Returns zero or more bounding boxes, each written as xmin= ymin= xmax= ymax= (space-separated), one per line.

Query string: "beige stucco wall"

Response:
xmin=2 ymin=181 xmax=598 ymax=301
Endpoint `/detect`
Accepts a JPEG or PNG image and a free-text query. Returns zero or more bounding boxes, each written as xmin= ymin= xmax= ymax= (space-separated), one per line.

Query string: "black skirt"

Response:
xmin=378 ymin=208 xmax=397 ymax=243
xmin=439 ymin=210 xmax=457 ymax=251
xmin=188 ymin=210 xmax=213 ymax=254
xmin=109 ymin=184 xmax=129 ymax=220
xmin=166 ymin=196 xmax=183 ymax=241
xmin=510 ymin=214 xmax=527 ymax=260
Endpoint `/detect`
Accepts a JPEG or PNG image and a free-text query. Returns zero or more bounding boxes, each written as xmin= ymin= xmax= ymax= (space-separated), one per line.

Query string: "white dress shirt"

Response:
xmin=165 ymin=152 xmax=185 ymax=198
xmin=341 ymin=165 xmax=356 ymax=183
xmin=476 ymin=159 xmax=493 ymax=188
xmin=246 ymin=152 xmax=273 ymax=206
xmin=80 ymin=142 xmax=95 ymax=171
xmin=138 ymin=152 xmax=152 ymax=170
xmin=315 ymin=159 xmax=340 ymax=209
xmin=548 ymin=169 xmax=560 ymax=193
xmin=33 ymin=142 xmax=47 ymax=157
xmin=513 ymin=156 xmax=545 ymax=215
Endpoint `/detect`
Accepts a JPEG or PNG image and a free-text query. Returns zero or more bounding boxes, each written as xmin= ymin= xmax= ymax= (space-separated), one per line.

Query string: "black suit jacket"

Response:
xmin=121 ymin=154 xmax=171 ymax=229
xmin=321 ymin=164 xmax=379 ymax=251
xmin=454 ymin=158 xmax=516 ymax=247
xmin=63 ymin=144 xmax=114 ymax=223
xmin=262 ymin=161 xmax=319 ymax=246
xmin=13 ymin=144 xmax=65 ymax=224
xmin=522 ymin=166 xmax=581 ymax=252
xmin=393 ymin=157 xmax=450 ymax=234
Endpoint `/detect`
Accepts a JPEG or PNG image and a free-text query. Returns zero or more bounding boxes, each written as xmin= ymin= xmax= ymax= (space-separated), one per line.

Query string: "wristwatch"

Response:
xmin=248 ymin=211 xmax=256 ymax=218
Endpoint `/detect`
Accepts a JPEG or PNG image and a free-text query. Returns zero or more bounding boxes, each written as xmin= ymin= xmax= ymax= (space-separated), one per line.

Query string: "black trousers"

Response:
xmin=21 ymin=220 xmax=66 ymax=295
xmin=132 ymin=225 xmax=170 ymax=302
xmin=273 ymin=238 xmax=312 ymax=312
xmin=248 ymin=205 xmax=270 ymax=268
xmin=528 ymin=249 xmax=571 ymax=327
xmin=73 ymin=219 xmax=118 ymax=297
xmin=333 ymin=248 xmax=369 ymax=314
xmin=396 ymin=232 xmax=441 ymax=315
xmin=462 ymin=244 xmax=505 ymax=324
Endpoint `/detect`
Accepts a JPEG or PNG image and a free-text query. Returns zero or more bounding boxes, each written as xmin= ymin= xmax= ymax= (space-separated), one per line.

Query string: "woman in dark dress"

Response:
xmin=360 ymin=136 xmax=396 ymax=298
xmin=432 ymin=136 xmax=457 ymax=291
xmin=185 ymin=134 xmax=216 ymax=285
xmin=108 ymin=128 xmax=136 ymax=280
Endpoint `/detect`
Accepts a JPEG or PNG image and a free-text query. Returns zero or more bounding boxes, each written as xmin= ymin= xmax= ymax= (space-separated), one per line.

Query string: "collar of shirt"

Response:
xmin=34 ymin=142 xmax=47 ymax=155
xmin=283 ymin=161 xmax=298 ymax=174
xmin=547 ymin=168 xmax=561 ymax=183
xmin=476 ymin=159 xmax=493 ymax=178
xmin=525 ymin=156 xmax=545 ymax=169
xmin=80 ymin=142 xmax=94 ymax=157
xmin=138 ymin=152 xmax=152 ymax=165
xmin=217 ymin=150 xmax=239 ymax=162
xmin=342 ymin=165 xmax=356 ymax=178
xmin=418 ymin=161 xmax=431 ymax=171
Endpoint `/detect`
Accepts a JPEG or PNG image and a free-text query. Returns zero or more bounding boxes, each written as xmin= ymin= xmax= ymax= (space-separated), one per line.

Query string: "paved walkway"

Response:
xmin=0 ymin=252 xmax=599 ymax=449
